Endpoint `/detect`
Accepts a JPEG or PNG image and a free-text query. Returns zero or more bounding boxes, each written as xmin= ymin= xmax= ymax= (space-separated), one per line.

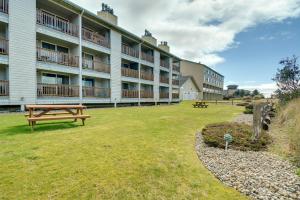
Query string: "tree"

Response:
xmin=273 ymin=55 xmax=300 ymax=103
xmin=252 ymin=89 xmax=260 ymax=96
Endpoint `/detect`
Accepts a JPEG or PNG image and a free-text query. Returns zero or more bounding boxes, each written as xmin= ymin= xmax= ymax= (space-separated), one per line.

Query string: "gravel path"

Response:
xmin=195 ymin=133 xmax=300 ymax=200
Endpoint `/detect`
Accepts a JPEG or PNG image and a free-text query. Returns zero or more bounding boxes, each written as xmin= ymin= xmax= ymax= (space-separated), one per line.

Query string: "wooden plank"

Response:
xmin=25 ymin=112 xmax=71 ymax=117
xmin=28 ymin=115 xmax=91 ymax=122
xmin=26 ymin=105 xmax=86 ymax=109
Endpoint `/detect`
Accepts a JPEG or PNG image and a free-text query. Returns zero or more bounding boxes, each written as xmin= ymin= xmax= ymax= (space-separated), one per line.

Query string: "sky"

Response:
xmin=70 ymin=0 xmax=300 ymax=96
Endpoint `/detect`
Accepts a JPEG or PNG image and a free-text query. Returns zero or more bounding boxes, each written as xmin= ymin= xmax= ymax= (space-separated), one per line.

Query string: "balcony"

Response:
xmin=160 ymin=92 xmax=169 ymax=99
xmin=172 ymin=79 xmax=179 ymax=85
xmin=0 ymin=0 xmax=8 ymax=14
xmin=122 ymin=44 xmax=139 ymax=58
xmin=172 ymin=65 xmax=180 ymax=72
xmin=0 ymin=38 xmax=8 ymax=55
xmin=82 ymin=86 xmax=110 ymax=98
xmin=140 ymin=90 xmax=153 ymax=98
xmin=37 ymin=48 xmax=79 ymax=67
xmin=141 ymin=52 xmax=154 ymax=63
xmin=160 ymin=60 xmax=170 ymax=69
xmin=140 ymin=71 xmax=154 ymax=81
xmin=121 ymin=67 xmax=139 ymax=79
xmin=172 ymin=93 xmax=179 ymax=99
xmin=36 ymin=10 xmax=79 ymax=37
xmin=82 ymin=59 xmax=110 ymax=73
xmin=160 ymin=76 xmax=169 ymax=84
xmin=37 ymin=83 xmax=79 ymax=97
xmin=0 ymin=80 xmax=8 ymax=96
xmin=82 ymin=28 xmax=110 ymax=49
xmin=122 ymin=89 xmax=139 ymax=98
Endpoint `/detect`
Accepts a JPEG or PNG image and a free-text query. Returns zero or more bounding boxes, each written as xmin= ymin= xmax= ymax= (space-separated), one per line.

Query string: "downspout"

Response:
xmin=79 ymin=10 xmax=84 ymax=105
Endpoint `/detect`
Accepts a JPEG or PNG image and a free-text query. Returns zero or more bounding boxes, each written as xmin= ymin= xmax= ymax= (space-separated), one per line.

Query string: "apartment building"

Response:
xmin=180 ymin=60 xmax=224 ymax=100
xmin=0 ymin=0 xmax=181 ymax=110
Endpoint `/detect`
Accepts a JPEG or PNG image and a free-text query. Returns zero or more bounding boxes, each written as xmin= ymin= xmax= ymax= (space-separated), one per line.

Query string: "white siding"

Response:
xmin=110 ymin=30 xmax=121 ymax=102
xmin=9 ymin=0 xmax=36 ymax=105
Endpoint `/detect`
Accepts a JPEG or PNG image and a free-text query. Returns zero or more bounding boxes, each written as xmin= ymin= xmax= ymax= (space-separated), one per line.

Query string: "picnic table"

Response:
xmin=193 ymin=101 xmax=208 ymax=108
xmin=25 ymin=105 xmax=91 ymax=131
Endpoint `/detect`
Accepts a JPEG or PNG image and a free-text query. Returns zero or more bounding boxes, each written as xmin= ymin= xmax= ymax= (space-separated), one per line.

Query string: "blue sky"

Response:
xmin=217 ymin=18 xmax=300 ymax=95
xmin=71 ymin=0 xmax=300 ymax=96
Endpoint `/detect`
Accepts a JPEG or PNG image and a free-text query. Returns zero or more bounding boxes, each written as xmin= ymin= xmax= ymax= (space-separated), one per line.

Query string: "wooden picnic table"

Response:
xmin=25 ymin=105 xmax=91 ymax=131
xmin=193 ymin=101 xmax=208 ymax=108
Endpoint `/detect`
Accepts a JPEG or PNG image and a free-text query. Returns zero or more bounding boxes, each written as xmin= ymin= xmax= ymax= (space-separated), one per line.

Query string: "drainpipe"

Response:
xmin=79 ymin=10 xmax=84 ymax=105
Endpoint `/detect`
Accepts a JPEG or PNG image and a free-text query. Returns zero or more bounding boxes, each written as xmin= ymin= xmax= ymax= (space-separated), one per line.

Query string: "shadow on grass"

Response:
xmin=1 ymin=121 xmax=82 ymax=136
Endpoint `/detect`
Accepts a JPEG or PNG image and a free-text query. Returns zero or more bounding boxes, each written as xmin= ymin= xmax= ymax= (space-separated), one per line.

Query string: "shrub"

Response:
xmin=243 ymin=96 xmax=252 ymax=101
xmin=202 ymin=122 xmax=271 ymax=151
xmin=243 ymin=108 xmax=253 ymax=114
xmin=245 ymin=104 xmax=253 ymax=110
xmin=236 ymin=102 xmax=250 ymax=107
xmin=253 ymin=94 xmax=265 ymax=100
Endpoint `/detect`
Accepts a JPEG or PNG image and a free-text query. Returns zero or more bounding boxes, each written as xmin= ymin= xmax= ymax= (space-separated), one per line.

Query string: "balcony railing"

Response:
xmin=121 ymin=67 xmax=139 ymax=78
xmin=141 ymin=52 xmax=154 ymax=63
xmin=0 ymin=0 xmax=8 ymax=14
xmin=122 ymin=44 xmax=139 ymax=58
xmin=140 ymin=90 xmax=153 ymax=98
xmin=122 ymin=89 xmax=139 ymax=98
xmin=160 ymin=60 xmax=170 ymax=69
xmin=82 ymin=59 xmax=110 ymax=73
xmin=82 ymin=28 xmax=110 ymax=49
xmin=160 ymin=92 xmax=169 ymax=99
xmin=0 ymin=80 xmax=8 ymax=96
xmin=140 ymin=71 xmax=154 ymax=81
xmin=36 ymin=10 xmax=79 ymax=37
xmin=0 ymin=38 xmax=8 ymax=55
xmin=37 ymin=83 xmax=79 ymax=97
xmin=37 ymin=48 xmax=79 ymax=67
xmin=172 ymin=93 xmax=179 ymax=99
xmin=82 ymin=86 xmax=110 ymax=98
xmin=172 ymin=79 xmax=179 ymax=85
xmin=160 ymin=76 xmax=169 ymax=84
xmin=172 ymin=65 xmax=180 ymax=72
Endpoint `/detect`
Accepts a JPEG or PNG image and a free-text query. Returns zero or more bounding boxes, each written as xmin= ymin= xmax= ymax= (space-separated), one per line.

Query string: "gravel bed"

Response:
xmin=195 ymin=133 xmax=300 ymax=200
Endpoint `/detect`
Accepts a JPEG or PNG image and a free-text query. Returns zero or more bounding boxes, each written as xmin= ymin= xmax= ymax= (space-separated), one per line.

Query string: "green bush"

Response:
xmin=202 ymin=122 xmax=271 ymax=151
xmin=243 ymin=108 xmax=253 ymax=114
xmin=245 ymin=104 xmax=253 ymax=110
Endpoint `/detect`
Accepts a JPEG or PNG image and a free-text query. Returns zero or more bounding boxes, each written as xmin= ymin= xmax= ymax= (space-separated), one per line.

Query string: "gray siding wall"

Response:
xmin=9 ymin=0 xmax=37 ymax=105
xmin=153 ymin=50 xmax=160 ymax=102
xmin=110 ymin=30 xmax=121 ymax=103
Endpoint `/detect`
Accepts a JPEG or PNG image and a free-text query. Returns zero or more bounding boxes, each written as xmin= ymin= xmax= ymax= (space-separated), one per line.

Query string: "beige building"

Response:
xmin=179 ymin=76 xmax=201 ymax=100
xmin=180 ymin=60 xmax=224 ymax=100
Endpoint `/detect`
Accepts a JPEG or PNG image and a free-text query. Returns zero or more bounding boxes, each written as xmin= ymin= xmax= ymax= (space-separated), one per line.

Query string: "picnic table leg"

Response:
xmin=82 ymin=119 xmax=85 ymax=126
xmin=74 ymin=108 xmax=79 ymax=122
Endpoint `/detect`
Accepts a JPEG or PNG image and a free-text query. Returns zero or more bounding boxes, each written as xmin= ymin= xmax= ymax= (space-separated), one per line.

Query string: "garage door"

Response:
xmin=183 ymin=92 xmax=199 ymax=100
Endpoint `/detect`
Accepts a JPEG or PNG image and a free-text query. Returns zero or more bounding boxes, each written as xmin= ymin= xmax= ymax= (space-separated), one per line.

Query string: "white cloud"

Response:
xmin=70 ymin=0 xmax=300 ymax=66
xmin=240 ymin=83 xmax=278 ymax=97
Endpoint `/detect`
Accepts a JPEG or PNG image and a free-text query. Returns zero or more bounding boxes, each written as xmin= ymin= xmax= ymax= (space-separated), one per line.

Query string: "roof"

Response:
xmin=53 ymin=0 xmax=181 ymax=60
xmin=179 ymin=76 xmax=201 ymax=91
xmin=181 ymin=59 xmax=224 ymax=77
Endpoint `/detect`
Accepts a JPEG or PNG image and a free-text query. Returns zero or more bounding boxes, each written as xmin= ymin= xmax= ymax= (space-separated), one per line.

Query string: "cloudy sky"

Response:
xmin=71 ymin=0 xmax=300 ymax=96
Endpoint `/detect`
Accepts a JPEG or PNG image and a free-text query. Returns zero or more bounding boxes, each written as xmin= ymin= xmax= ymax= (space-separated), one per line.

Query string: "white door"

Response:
xmin=183 ymin=92 xmax=199 ymax=100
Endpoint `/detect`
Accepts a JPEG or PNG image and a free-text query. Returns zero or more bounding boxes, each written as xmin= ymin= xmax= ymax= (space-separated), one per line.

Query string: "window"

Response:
xmin=57 ymin=46 xmax=69 ymax=54
xmin=82 ymin=78 xmax=94 ymax=87
xmin=42 ymin=73 xmax=69 ymax=85
xmin=42 ymin=42 xmax=55 ymax=51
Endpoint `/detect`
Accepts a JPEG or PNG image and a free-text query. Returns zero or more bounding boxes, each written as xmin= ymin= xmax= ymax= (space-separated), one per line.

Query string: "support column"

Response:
xmin=79 ymin=12 xmax=83 ymax=104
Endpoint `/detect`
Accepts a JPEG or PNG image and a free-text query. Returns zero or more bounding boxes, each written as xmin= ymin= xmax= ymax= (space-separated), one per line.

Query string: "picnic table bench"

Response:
xmin=193 ymin=101 xmax=208 ymax=108
xmin=25 ymin=105 xmax=91 ymax=131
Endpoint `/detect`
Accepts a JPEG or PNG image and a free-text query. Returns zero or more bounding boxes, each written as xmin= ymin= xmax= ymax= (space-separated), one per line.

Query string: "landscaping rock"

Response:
xmin=195 ymin=133 xmax=300 ymax=200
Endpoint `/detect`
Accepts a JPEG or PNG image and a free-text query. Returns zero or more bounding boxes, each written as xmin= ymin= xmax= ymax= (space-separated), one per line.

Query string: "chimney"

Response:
xmin=97 ymin=3 xmax=118 ymax=26
xmin=141 ymin=29 xmax=157 ymax=46
xmin=158 ymin=41 xmax=170 ymax=53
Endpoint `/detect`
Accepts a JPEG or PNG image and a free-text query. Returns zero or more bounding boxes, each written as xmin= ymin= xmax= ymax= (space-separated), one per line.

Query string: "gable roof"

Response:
xmin=179 ymin=76 xmax=201 ymax=91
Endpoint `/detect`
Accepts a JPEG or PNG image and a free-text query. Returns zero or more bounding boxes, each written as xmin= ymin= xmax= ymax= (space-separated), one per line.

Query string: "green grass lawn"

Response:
xmin=0 ymin=101 xmax=247 ymax=200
